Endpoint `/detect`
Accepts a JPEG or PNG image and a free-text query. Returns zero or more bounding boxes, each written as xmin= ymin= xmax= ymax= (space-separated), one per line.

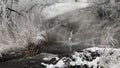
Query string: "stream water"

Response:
xmin=0 ymin=53 xmax=49 ymax=68
xmin=0 ymin=47 xmax=120 ymax=68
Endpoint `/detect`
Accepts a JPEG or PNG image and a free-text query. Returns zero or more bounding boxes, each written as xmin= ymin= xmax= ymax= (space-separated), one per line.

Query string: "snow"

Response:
xmin=0 ymin=32 xmax=45 ymax=58
xmin=41 ymin=2 xmax=93 ymax=19
xmin=0 ymin=43 xmax=25 ymax=57
xmin=43 ymin=57 xmax=52 ymax=61
xmin=70 ymin=62 xmax=75 ymax=66
xmin=75 ymin=57 xmax=84 ymax=65
xmin=85 ymin=47 xmax=102 ymax=52
xmin=86 ymin=57 xmax=100 ymax=68
xmin=55 ymin=59 xmax=65 ymax=68
xmin=109 ymin=62 xmax=120 ymax=68
xmin=41 ymin=58 xmax=65 ymax=68
xmin=43 ymin=57 xmax=59 ymax=61
xmin=41 ymin=47 xmax=120 ymax=68
xmin=41 ymin=63 xmax=55 ymax=68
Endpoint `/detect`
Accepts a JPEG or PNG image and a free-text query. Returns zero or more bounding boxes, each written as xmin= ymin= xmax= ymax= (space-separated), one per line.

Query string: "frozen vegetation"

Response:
xmin=0 ymin=0 xmax=120 ymax=68
xmin=0 ymin=0 xmax=94 ymax=60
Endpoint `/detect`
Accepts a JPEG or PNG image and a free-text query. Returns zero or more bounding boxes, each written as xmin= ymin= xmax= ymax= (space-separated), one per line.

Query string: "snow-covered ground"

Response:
xmin=41 ymin=2 xmax=93 ymax=19
xmin=41 ymin=47 xmax=120 ymax=68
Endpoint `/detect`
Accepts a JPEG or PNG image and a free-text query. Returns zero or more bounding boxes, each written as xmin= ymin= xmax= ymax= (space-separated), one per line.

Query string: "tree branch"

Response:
xmin=91 ymin=0 xmax=110 ymax=13
xmin=7 ymin=7 xmax=24 ymax=16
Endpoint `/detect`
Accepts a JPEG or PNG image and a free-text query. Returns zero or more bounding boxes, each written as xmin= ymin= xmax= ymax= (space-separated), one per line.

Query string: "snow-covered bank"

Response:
xmin=0 ymin=33 xmax=45 ymax=62
xmin=41 ymin=47 xmax=120 ymax=68
xmin=41 ymin=2 xmax=93 ymax=19
xmin=1 ymin=47 xmax=120 ymax=68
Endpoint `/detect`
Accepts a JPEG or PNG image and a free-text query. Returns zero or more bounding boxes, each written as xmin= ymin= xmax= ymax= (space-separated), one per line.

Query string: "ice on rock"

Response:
xmin=55 ymin=59 xmax=65 ymax=68
xmin=41 ymin=58 xmax=65 ymax=68
xmin=43 ymin=57 xmax=59 ymax=61
xmin=41 ymin=63 xmax=55 ymax=68
xmin=70 ymin=62 xmax=75 ymax=66
xmin=43 ymin=57 xmax=52 ymax=61
xmin=87 ymin=57 xmax=100 ymax=68
xmin=75 ymin=57 xmax=84 ymax=65
xmin=41 ymin=47 xmax=120 ymax=68
xmin=85 ymin=47 xmax=101 ymax=52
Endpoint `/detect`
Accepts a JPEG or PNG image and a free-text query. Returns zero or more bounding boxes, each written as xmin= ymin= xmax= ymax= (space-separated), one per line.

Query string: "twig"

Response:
xmin=7 ymin=7 xmax=24 ymax=16
xmin=109 ymin=2 xmax=120 ymax=19
xmin=26 ymin=4 xmax=38 ymax=13
xmin=91 ymin=0 xmax=110 ymax=13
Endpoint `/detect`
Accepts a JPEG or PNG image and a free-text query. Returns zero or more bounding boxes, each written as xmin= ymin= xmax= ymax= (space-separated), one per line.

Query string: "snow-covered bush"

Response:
xmin=0 ymin=0 xmax=56 ymax=58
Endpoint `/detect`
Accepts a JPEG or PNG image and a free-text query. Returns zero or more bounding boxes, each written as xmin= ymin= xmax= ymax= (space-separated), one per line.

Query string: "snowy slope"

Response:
xmin=41 ymin=2 xmax=93 ymax=19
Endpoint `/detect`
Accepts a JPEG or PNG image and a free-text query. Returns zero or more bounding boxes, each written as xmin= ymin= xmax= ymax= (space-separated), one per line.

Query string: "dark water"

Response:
xmin=0 ymin=42 xmax=92 ymax=68
xmin=0 ymin=54 xmax=45 ymax=68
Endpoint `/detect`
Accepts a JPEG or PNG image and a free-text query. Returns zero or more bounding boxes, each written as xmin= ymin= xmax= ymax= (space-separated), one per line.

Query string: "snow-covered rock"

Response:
xmin=41 ymin=47 xmax=120 ymax=68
